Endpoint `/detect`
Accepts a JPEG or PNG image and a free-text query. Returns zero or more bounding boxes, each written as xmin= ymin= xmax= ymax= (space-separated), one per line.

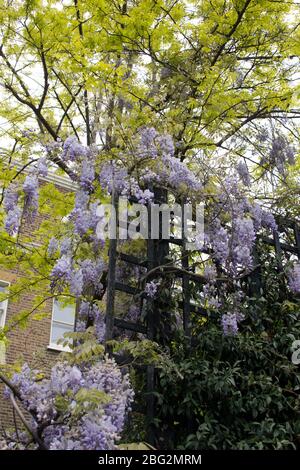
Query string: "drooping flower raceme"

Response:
xmin=79 ymin=258 xmax=104 ymax=295
xmin=50 ymin=255 xmax=72 ymax=292
xmin=211 ymin=224 xmax=230 ymax=265
xmin=78 ymin=301 xmax=106 ymax=341
xmin=157 ymin=133 xmax=175 ymax=156
xmin=288 ymin=263 xmax=300 ymax=294
xmin=69 ymin=268 xmax=84 ymax=296
xmin=3 ymin=357 xmax=134 ymax=450
xmin=80 ymin=158 xmax=95 ymax=192
xmin=221 ymin=312 xmax=239 ymax=336
xmin=47 ymin=237 xmax=59 ymax=256
xmin=3 ymin=184 xmax=19 ymax=212
xmin=236 ymin=161 xmax=251 ymax=186
xmin=23 ymin=174 xmax=39 ymax=217
xmin=267 ymin=135 xmax=295 ymax=174
xmin=4 ymin=206 xmax=22 ymax=235
xmin=60 ymin=237 xmax=72 ymax=256
xmin=163 ymin=154 xmax=202 ymax=192
xmin=137 ymin=127 xmax=158 ymax=159
xmin=145 ymin=281 xmax=160 ymax=299
xmin=204 ymin=265 xmax=217 ymax=282
xmin=71 ymin=194 xmax=101 ymax=237
xmin=37 ymin=157 xmax=48 ymax=177
xmin=232 ymin=217 xmax=256 ymax=269
xmin=62 ymin=137 xmax=88 ymax=162
xmin=99 ymin=163 xmax=129 ymax=194
xmin=250 ymin=203 xmax=277 ymax=232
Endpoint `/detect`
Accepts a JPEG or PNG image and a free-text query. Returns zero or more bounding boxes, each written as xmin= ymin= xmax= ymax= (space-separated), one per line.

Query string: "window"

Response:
xmin=49 ymin=299 xmax=75 ymax=351
xmin=0 ymin=281 xmax=9 ymax=329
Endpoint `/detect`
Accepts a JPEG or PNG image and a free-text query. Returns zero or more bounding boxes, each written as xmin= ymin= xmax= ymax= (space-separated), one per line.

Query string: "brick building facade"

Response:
xmin=0 ymin=172 xmax=76 ymax=428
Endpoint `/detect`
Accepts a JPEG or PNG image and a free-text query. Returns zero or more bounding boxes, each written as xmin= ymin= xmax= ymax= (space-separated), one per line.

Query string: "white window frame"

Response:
xmin=0 ymin=280 xmax=10 ymax=329
xmin=48 ymin=299 xmax=75 ymax=352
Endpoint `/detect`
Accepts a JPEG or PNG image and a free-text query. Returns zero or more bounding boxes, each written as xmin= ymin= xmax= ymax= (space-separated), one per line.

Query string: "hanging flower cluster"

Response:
xmin=288 ymin=263 xmax=300 ymax=294
xmin=50 ymin=255 xmax=105 ymax=298
xmin=77 ymin=300 xmax=106 ymax=342
xmin=259 ymin=131 xmax=296 ymax=174
xmin=1 ymin=129 xmax=296 ymax=345
xmin=2 ymin=357 xmax=134 ymax=450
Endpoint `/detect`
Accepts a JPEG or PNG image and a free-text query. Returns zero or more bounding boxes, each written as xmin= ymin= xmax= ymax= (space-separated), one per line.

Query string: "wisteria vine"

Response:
xmin=1 ymin=126 xmax=299 ymax=449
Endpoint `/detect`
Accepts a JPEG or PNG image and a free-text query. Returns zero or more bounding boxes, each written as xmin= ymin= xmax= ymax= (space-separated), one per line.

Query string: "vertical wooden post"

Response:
xmin=249 ymin=246 xmax=262 ymax=298
xmin=181 ymin=200 xmax=191 ymax=341
xmin=105 ymin=190 xmax=118 ymax=353
xmin=273 ymin=227 xmax=283 ymax=271
xmin=294 ymin=222 xmax=300 ymax=259
xmin=146 ymin=194 xmax=156 ymax=445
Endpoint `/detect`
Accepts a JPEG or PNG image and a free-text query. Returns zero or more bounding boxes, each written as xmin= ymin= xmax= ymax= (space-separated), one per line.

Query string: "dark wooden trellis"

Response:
xmin=104 ymin=189 xmax=300 ymax=444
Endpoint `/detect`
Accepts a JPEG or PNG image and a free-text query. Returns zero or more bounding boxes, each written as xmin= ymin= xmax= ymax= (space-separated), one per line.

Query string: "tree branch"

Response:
xmin=9 ymin=394 xmax=48 ymax=450
xmin=211 ymin=0 xmax=253 ymax=66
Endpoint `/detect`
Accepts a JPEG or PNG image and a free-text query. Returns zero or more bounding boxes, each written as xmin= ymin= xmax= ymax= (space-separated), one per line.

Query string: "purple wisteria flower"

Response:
xmin=74 ymin=190 xmax=90 ymax=212
xmin=126 ymin=305 xmax=140 ymax=322
xmin=157 ymin=134 xmax=175 ymax=156
xmin=21 ymin=128 xmax=35 ymax=139
xmin=79 ymin=301 xmax=103 ymax=333
xmin=137 ymin=127 xmax=158 ymax=159
xmin=132 ymin=186 xmax=154 ymax=204
xmin=261 ymin=134 xmax=296 ymax=174
xmin=71 ymin=193 xmax=101 ymax=237
xmin=3 ymin=184 xmax=19 ymax=212
xmin=250 ymin=204 xmax=277 ymax=232
xmin=5 ymin=206 xmax=22 ymax=235
xmin=45 ymin=140 xmax=62 ymax=154
xmin=79 ymin=258 xmax=104 ymax=294
xmin=3 ymin=356 xmax=134 ymax=449
xmin=211 ymin=225 xmax=229 ymax=264
xmin=236 ymin=161 xmax=251 ymax=186
xmin=261 ymin=211 xmax=277 ymax=231
xmin=3 ymin=357 xmax=133 ymax=450
xmin=47 ymin=237 xmax=59 ymax=256
xmin=288 ymin=263 xmax=300 ymax=294
xmin=145 ymin=281 xmax=160 ymax=299
xmin=75 ymin=319 xmax=86 ymax=332
xmin=204 ymin=265 xmax=217 ymax=282
xmin=202 ymin=283 xmax=221 ymax=309
xmin=37 ymin=157 xmax=48 ymax=177
xmin=232 ymin=217 xmax=255 ymax=268
xmin=62 ymin=137 xmax=88 ymax=161
xmin=60 ymin=237 xmax=72 ymax=256
xmin=221 ymin=312 xmax=239 ymax=336
xmin=23 ymin=174 xmax=39 ymax=216
xmin=69 ymin=268 xmax=84 ymax=296
xmin=99 ymin=162 xmax=129 ymax=195
xmin=95 ymin=310 xmax=106 ymax=343
xmin=164 ymin=154 xmax=202 ymax=191
xmin=50 ymin=255 xmax=72 ymax=291
xmin=80 ymin=158 xmax=95 ymax=192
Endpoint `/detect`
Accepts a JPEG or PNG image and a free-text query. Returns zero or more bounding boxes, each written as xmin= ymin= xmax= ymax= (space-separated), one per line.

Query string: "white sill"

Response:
xmin=47 ymin=343 xmax=72 ymax=353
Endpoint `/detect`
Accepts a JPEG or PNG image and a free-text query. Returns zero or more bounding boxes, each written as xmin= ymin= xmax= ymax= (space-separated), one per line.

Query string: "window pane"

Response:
xmin=50 ymin=322 xmax=73 ymax=345
xmin=0 ymin=282 xmax=8 ymax=328
xmin=53 ymin=300 xmax=75 ymax=325
xmin=0 ymin=284 xmax=8 ymax=297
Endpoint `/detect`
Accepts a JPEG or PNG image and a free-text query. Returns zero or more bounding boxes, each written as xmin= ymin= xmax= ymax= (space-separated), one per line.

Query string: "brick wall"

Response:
xmin=0 ymin=274 xmax=59 ymax=428
xmin=0 ymin=177 xmax=75 ymax=430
